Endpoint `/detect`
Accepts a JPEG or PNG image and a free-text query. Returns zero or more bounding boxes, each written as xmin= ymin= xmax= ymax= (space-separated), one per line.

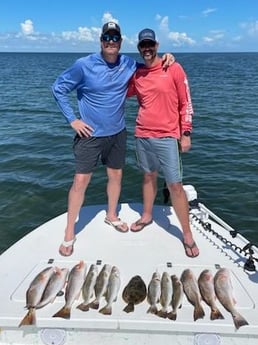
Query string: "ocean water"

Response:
xmin=0 ymin=52 xmax=257 ymax=254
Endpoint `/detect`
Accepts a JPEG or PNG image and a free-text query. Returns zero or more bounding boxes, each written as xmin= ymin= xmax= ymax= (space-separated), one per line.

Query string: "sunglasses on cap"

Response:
xmin=138 ymin=40 xmax=156 ymax=49
xmin=101 ymin=34 xmax=121 ymax=42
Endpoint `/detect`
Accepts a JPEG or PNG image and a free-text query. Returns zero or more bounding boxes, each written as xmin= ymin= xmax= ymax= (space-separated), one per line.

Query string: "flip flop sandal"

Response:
xmin=130 ymin=219 xmax=153 ymax=232
xmin=183 ymin=241 xmax=199 ymax=258
xmin=59 ymin=237 xmax=76 ymax=256
xmin=104 ymin=218 xmax=129 ymax=233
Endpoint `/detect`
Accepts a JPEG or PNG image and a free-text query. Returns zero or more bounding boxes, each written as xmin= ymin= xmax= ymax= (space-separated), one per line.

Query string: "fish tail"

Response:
xmin=19 ymin=308 xmax=36 ymax=327
xmin=52 ymin=306 xmax=71 ymax=319
xmin=167 ymin=311 xmax=177 ymax=320
xmin=123 ymin=303 xmax=134 ymax=313
xmin=211 ymin=308 xmax=224 ymax=320
xmin=157 ymin=309 xmax=168 ymax=318
xmin=232 ymin=312 xmax=249 ymax=329
xmin=99 ymin=305 xmax=112 ymax=315
xmin=76 ymin=302 xmax=90 ymax=312
xmin=89 ymin=300 xmax=99 ymax=310
xmin=194 ymin=304 xmax=205 ymax=321
xmin=147 ymin=305 xmax=158 ymax=314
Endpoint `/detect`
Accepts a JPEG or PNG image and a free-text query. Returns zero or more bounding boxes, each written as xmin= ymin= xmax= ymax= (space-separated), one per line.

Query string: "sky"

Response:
xmin=0 ymin=0 xmax=258 ymax=53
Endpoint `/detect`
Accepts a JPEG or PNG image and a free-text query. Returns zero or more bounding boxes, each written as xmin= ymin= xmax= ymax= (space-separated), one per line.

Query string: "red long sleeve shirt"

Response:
xmin=127 ymin=60 xmax=193 ymax=139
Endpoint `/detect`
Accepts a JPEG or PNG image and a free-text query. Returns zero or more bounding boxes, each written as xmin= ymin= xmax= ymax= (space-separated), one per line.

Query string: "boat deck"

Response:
xmin=0 ymin=187 xmax=257 ymax=345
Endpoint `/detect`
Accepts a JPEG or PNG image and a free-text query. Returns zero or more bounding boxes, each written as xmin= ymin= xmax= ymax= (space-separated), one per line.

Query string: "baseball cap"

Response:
xmin=138 ymin=28 xmax=156 ymax=44
xmin=102 ymin=22 xmax=121 ymax=35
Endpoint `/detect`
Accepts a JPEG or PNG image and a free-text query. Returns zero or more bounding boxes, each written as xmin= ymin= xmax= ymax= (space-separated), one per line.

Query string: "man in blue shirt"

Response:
xmin=52 ymin=22 xmax=173 ymax=256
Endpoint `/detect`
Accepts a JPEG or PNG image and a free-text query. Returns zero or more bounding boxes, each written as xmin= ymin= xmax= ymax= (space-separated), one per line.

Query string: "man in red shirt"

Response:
xmin=127 ymin=28 xmax=199 ymax=257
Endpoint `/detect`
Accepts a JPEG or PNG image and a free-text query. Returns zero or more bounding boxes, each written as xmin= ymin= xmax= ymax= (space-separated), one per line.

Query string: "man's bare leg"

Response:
xmin=130 ymin=171 xmax=157 ymax=231
xmin=105 ymin=167 xmax=128 ymax=232
xmin=168 ymin=182 xmax=199 ymax=257
xmin=59 ymin=173 xmax=92 ymax=256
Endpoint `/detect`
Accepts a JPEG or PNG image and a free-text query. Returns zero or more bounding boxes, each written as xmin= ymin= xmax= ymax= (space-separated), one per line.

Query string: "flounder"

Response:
xmin=122 ymin=275 xmax=147 ymax=313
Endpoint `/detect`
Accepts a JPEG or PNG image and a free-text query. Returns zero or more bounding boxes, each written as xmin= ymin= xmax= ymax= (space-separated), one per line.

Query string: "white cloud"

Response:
xmin=247 ymin=20 xmax=258 ymax=36
xmin=159 ymin=16 xmax=169 ymax=31
xmin=202 ymin=30 xmax=224 ymax=44
xmin=203 ymin=36 xmax=214 ymax=43
xmin=20 ymin=19 xmax=34 ymax=36
xmin=59 ymin=11 xmax=121 ymax=43
xmin=156 ymin=14 xmax=195 ymax=47
xmin=101 ymin=12 xmax=119 ymax=26
xmin=168 ymin=31 xmax=196 ymax=46
xmin=61 ymin=27 xmax=96 ymax=42
xmin=202 ymin=8 xmax=217 ymax=17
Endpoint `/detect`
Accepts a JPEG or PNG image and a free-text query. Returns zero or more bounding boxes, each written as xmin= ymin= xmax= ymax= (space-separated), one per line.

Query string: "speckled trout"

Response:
xmin=99 ymin=266 xmax=121 ymax=315
xmin=77 ymin=264 xmax=98 ymax=311
xmin=147 ymin=271 xmax=161 ymax=314
xmin=167 ymin=274 xmax=184 ymax=321
xmin=90 ymin=264 xmax=112 ymax=310
xmin=157 ymin=272 xmax=173 ymax=318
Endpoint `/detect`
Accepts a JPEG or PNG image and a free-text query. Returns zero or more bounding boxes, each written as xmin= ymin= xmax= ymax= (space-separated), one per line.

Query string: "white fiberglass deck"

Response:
xmin=0 ymin=187 xmax=257 ymax=345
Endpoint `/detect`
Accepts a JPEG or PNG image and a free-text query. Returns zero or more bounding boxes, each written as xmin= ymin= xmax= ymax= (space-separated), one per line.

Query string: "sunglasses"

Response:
xmin=139 ymin=41 xmax=156 ymax=49
xmin=102 ymin=34 xmax=121 ymax=42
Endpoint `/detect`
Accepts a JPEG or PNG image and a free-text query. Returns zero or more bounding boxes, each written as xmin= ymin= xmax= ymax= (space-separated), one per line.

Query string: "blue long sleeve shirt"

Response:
xmin=52 ymin=53 xmax=137 ymax=137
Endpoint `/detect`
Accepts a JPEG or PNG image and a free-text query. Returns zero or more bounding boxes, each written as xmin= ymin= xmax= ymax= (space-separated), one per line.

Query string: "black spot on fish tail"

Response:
xmin=211 ymin=308 xmax=224 ymax=320
xmin=232 ymin=312 xmax=249 ymax=330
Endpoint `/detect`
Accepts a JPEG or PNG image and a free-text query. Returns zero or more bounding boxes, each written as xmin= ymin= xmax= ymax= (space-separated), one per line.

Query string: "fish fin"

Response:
xmin=211 ymin=308 xmax=224 ymax=320
xmin=89 ymin=300 xmax=99 ymax=310
xmin=193 ymin=305 xmax=205 ymax=321
xmin=157 ymin=309 xmax=167 ymax=318
xmin=76 ymin=303 xmax=90 ymax=312
xmin=232 ymin=312 xmax=249 ymax=329
xmin=147 ymin=305 xmax=158 ymax=314
xmin=167 ymin=311 xmax=177 ymax=320
xmin=99 ymin=305 xmax=112 ymax=315
xmin=19 ymin=308 xmax=36 ymax=327
xmin=123 ymin=303 xmax=134 ymax=313
xmin=52 ymin=306 xmax=71 ymax=319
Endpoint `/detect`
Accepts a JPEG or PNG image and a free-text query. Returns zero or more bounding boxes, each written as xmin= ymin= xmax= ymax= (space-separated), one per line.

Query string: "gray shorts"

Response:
xmin=135 ymin=137 xmax=183 ymax=184
xmin=73 ymin=129 xmax=127 ymax=173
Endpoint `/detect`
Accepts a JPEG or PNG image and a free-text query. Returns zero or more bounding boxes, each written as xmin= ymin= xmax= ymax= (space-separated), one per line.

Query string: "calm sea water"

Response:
xmin=0 ymin=52 xmax=257 ymax=254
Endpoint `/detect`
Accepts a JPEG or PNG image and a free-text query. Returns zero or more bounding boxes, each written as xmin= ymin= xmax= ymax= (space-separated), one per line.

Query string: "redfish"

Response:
xmin=214 ymin=268 xmax=248 ymax=329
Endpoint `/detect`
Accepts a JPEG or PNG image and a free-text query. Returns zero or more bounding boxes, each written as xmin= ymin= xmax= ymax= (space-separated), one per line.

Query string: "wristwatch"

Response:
xmin=182 ymin=131 xmax=191 ymax=137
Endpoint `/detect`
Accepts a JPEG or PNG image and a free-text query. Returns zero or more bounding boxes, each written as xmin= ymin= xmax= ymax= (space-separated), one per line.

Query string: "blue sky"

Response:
xmin=0 ymin=0 xmax=257 ymax=53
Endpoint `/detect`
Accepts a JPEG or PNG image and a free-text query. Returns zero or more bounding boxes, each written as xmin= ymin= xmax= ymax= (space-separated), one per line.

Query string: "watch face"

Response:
xmin=183 ymin=131 xmax=191 ymax=136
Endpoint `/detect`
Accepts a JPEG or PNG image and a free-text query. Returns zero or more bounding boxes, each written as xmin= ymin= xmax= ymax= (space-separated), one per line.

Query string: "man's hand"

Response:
xmin=180 ymin=135 xmax=191 ymax=152
xmin=161 ymin=53 xmax=175 ymax=69
xmin=70 ymin=119 xmax=93 ymax=137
